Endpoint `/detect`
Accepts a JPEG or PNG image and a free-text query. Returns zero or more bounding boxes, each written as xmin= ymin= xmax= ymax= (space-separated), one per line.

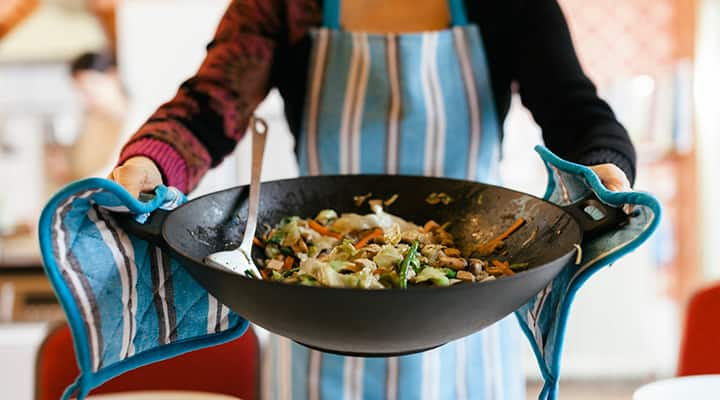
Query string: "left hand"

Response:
xmin=589 ymin=163 xmax=631 ymax=193
xmin=590 ymin=163 xmax=634 ymax=214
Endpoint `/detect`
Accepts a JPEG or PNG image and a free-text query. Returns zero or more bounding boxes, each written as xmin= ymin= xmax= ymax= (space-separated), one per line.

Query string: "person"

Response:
xmin=45 ymin=52 xmax=127 ymax=192
xmin=110 ymin=0 xmax=634 ymax=398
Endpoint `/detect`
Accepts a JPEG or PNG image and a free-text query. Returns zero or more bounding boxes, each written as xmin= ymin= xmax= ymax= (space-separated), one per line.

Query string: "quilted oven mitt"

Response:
xmin=39 ymin=179 xmax=249 ymax=399
xmin=514 ymin=146 xmax=661 ymax=400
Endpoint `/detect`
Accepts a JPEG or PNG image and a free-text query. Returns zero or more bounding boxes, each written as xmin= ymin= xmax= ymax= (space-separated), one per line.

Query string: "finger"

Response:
xmin=111 ymin=165 xmax=145 ymax=198
xmin=591 ymin=164 xmax=631 ymax=192
xmin=604 ymin=183 xmax=622 ymax=192
xmin=622 ymin=204 xmax=635 ymax=215
xmin=605 ymin=180 xmax=631 ymax=193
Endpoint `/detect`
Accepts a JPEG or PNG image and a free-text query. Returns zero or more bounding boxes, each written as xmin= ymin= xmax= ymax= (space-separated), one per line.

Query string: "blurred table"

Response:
xmin=87 ymin=391 xmax=241 ymax=400
xmin=0 ymin=231 xmax=60 ymax=322
xmin=633 ymin=375 xmax=720 ymax=399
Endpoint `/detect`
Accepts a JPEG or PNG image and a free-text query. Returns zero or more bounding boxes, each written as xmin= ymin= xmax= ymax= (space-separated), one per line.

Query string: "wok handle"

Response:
xmin=113 ymin=209 xmax=171 ymax=249
xmin=561 ymin=193 xmax=628 ymax=241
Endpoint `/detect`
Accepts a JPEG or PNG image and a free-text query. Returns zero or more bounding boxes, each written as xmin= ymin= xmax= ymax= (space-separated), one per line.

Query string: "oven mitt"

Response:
xmin=38 ymin=178 xmax=249 ymax=400
xmin=514 ymin=146 xmax=661 ymax=400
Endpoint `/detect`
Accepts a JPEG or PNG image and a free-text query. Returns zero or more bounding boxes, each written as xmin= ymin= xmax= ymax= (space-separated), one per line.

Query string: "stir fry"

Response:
xmin=255 ymin=200 xmax=526 ymax=288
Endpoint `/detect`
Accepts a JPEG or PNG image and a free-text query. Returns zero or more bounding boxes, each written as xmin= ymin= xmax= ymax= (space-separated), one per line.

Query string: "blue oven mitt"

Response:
xmin=514 ymin=146 xmax=661 ymax=400
xmin=38 ymin=178 xmax=249 ymax=400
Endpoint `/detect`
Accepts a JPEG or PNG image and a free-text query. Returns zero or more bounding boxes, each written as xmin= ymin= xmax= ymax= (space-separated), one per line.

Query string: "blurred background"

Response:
xmin=1 ymin=0 xmax=718 ymax=399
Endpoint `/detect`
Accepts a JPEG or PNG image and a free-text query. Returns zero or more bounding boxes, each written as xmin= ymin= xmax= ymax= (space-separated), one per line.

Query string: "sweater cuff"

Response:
xmin=576 ymin=148 xmax=636 ymax=186
xmin=119 ymin=139 xmax=189 ymax=193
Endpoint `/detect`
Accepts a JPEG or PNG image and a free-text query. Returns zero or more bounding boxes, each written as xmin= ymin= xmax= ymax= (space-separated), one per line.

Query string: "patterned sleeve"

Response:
xmin=118 ymin=0 xmax=284 ymax=192
xmin=510 ymin=0 xmax=637 ymax=184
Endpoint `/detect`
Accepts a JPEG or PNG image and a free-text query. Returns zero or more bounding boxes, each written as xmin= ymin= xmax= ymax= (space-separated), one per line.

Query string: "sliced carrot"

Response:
xmin=283 ymin=256 xmax=295 ymax=270
xmin=489 ymin=259 xmax=514 ymax=276
xmin=253 ymin=237 xmax=264 ymax=247
xmin=494 ymin=218 xmax=526 ymax=242
xmin=308 ymin=220 xmax=343 ymax=239
xmin=477 ymin=218 xmax=526 ymax=256
xmin=355 ymin=228 xmax=384 ymax=249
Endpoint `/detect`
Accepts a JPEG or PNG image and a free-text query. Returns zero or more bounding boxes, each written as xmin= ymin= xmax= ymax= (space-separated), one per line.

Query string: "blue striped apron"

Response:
xmin=264 ymin=0 xmax=524 ymax=399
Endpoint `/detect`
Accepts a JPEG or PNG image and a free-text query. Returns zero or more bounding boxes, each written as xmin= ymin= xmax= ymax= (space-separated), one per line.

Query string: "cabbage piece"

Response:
xmin=328 ymin=240 xmax=357 ymax=261
xmin=330 ymin=211 xmax=419 ymax=235
xmin=264 ymin=244 xmax=281 ymax=259
xmin=313 ymin=236 xmax=340 ymax=256
xmin=280 ymin=219 xmax=303 ymax=248
xmin=298 ymin=275 xmax=318 ymax=286
xmin=382 ymin=223 xmax=402 ymax=245
xmin=413 ymin=267 xmax=450 ymax=286
xmin=378 ymin=271 xmax=400 ymax=288
xmin=373 ymin=245 xmax=404 ymax=270
xmin=331 ymin=213 xmax=378 ymax=233
xmin=329 ymin=260 xmax=355 ymax=272
xmin=315 ymin=209 xmax=338 ymax=225
xmin=300 ymin=258 xmax=358 ymax=288
xmin=356 ymin=268 xmax=385 ymax=289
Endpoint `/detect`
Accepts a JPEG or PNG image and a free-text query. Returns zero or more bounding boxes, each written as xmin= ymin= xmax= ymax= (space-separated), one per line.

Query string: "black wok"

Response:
xmin=117 ymin=175 xmax=624 ymax=357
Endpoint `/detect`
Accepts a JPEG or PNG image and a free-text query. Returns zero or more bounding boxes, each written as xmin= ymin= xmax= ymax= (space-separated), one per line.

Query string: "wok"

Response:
xmin=116 ymin=175 xmax=625 ymax=357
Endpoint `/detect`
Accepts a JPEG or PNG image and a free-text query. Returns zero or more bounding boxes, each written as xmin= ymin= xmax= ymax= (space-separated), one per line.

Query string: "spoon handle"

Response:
xmin=239 ymin=116 xmax=268 ymax=256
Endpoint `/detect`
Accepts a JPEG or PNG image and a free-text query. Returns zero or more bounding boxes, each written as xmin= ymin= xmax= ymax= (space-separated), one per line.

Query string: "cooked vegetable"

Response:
xmin=399 ymin=240 xmax=420 ymax=289
xmin=315 ymin=209 xmax=338 ymax=225
xmin=373 ymin=246 xmax=404 ymax=270
xmin=443 ymin=268 xmax=457 ymax=278
xmin=425 ymin=192 xmax=453 ymax=205
xmin=487 ymin=259 xmax=515 ymax=276
xmin=509 ymin=262 xmax=529 ymax=271
xmin=259 ymin=202 xmax=524 ymax=288
xmin=353 ymin=192 xmax=373 ymax=206
xmin=384 ymin=194 xmax=399 ymax=206
xmin=283 ymin=256 xmax=295 ymax=270
xmin=477 ymin=218 xmax=526 ymax=256
xmin=414 ymin=267 xmax=450 ymax=286
xmin=308 ymin=219 xmax=343 ymax=239
xmin=355 ymin=228 xmax=384 ymax=249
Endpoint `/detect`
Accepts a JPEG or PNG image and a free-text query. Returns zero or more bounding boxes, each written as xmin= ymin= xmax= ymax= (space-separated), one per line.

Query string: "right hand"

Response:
xmin=109 ymin=156 xmax=163 ymax=198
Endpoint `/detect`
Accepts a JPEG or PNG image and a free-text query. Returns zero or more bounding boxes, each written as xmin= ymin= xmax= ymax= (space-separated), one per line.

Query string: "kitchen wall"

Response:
xmin=695 ymin=0 xmax=720 ymax=280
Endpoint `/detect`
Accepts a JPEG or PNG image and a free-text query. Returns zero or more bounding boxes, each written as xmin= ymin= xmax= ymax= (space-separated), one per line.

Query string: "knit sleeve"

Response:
xmin=510 ymin=0 xmax=637 ymax=184
xmin=118 ymin=0 xmax=284 ymax=192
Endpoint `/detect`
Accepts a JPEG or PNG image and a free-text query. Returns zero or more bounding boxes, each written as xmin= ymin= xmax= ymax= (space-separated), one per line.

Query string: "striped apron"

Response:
xmin=264 ymin=0 xmax=524 ymax=398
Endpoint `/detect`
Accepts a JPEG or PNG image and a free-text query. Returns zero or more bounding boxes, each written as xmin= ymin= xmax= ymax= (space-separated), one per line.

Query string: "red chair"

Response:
xmin=35 ymin=323 xmax=259 ymax=400
xmin=677 ymin=282 xmax=720 ymax=376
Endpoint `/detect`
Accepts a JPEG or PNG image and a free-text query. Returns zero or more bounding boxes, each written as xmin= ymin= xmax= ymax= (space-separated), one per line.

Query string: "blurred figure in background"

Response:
xmin=44 ymin=52 xmax=127 ymax=191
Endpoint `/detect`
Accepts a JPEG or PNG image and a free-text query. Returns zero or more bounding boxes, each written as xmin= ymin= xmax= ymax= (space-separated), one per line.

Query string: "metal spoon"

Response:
xmin=204 ymin=116 xmax=268 ymax=278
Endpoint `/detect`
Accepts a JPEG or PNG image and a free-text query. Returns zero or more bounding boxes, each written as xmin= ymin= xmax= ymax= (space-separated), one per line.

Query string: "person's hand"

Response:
xmin=589 ymin=163 xmax=631 ymax=193
xmin=109 ymin=156 xmax=163 ymax=198
xmin=590 ymin=163 xmax=634 ymax=214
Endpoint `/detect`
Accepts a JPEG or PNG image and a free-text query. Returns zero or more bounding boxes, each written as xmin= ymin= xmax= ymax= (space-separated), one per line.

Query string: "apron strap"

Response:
xmin=323 ymin=0 xmax=342 ymax=29
xmin=323 ymin=0 xmax=469 ymax=29
xmin=447 ymin=0 xmax=469 ymax=26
